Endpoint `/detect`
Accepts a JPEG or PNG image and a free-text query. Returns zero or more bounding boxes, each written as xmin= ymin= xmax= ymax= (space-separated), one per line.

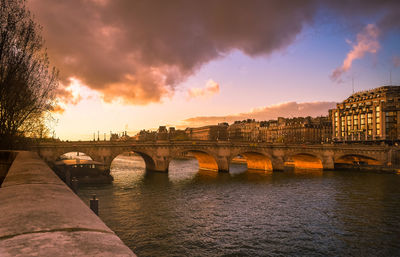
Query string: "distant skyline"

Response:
xmin=27 ymin=0 xmax=400 ymax=140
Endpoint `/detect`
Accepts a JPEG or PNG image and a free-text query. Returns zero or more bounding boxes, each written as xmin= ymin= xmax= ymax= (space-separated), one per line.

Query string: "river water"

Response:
xmin=77 ymin=155 xmax=400 ymax=257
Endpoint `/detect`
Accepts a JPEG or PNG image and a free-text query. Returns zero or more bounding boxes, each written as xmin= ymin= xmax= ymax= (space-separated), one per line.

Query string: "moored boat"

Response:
xmin=53 ymin=159 xmax=113 ymax=186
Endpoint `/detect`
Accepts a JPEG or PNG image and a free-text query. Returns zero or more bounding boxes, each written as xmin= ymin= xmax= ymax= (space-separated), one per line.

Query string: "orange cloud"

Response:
xmin=331 ymin=24 xmax=380 ymax=82
xmin=181 ymin=101 xmax=336 ymax=127
xmin=188 ymin=79 xmax=220 ymax=99
xmin=51 ymin=104 xmax=65 ymax=114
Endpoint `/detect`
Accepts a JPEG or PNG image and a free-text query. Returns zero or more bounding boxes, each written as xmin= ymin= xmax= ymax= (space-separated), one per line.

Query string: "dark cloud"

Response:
xmin=28 ymin=0 xmax=400 ymax=104
xmin=182 ymin=101 xmax=336 ymax=127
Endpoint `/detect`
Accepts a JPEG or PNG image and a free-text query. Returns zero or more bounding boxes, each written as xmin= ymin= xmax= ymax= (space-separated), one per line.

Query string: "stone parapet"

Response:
xmin=0 ymin=151 xmax=136 ymax=257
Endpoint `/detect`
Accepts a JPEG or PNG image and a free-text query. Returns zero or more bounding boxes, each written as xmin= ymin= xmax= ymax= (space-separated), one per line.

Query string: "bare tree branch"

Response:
xmin=0 ymin=0 xmax=58 ymax=149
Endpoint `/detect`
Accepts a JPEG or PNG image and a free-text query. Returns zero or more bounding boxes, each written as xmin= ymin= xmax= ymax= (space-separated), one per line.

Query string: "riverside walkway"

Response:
xmin=0 ymin=151 xmax=136 ymax=256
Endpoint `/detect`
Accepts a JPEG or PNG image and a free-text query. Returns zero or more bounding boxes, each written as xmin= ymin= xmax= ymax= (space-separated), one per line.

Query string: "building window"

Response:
xmin=385 ymin=111 xmax=397 ymax=139
xmin=367 ymin=113 xmax=373 ymax=124
xmin=367 ymin=113 xmax=373 ymax=136
xmin=376 ymin=115 xmax=380 ymax=135
xmin=360 ymin=114 xmax=365 ymax=130
xmin=334 ymin=112 xmax=338 ymax=134
xmin=360 ymin=114 xmax=365 ymax=124
xmin=341 ymin=119 xmax=345 ymax=136
xmin=353 ymin=115 xmax=358 ymax=124
xmin=346 ymin=116 xmax=351 ymax=133
xmin=353 ymin=115 xmax=358 ymax=130
xmin=376 ymin=104 xmax=380 ymax=131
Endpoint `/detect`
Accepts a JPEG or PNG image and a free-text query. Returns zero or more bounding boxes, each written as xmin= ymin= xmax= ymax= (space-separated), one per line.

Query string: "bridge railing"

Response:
xmin=32 ymin=140 xmax=397 ymax=150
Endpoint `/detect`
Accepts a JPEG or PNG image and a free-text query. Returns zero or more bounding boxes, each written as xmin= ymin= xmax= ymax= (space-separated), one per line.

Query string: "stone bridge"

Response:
xmin=30 ymin=141 xmax=400 ymax=173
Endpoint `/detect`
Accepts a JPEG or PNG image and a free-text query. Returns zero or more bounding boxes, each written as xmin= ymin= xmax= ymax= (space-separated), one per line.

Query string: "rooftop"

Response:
xmin=348 ymin=85 xmax=400 ymax=99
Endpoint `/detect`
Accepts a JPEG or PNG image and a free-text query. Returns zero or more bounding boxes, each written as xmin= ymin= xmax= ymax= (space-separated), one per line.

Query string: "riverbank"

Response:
xmin=0 ymin=151 xmax=135 ymax=256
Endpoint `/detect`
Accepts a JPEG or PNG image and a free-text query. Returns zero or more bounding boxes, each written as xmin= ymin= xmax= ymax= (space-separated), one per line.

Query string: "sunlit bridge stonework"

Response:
xmin=32 ymin=141 xmax=398 ymax=173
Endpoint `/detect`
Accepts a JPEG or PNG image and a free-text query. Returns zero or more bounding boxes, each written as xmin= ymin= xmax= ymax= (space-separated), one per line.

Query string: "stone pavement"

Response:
xmin=0 ymin=151 xmax=136 ymax=257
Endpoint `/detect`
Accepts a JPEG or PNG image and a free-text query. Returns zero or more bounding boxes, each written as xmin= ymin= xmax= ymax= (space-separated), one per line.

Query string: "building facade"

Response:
xmin=330 ymin=86 xmax=400 ymax=143
xmin=228 ymin=120 xmax=260 ymax=141
xmin=227 ymin=117 xmax=331 ymax=143
xmin=259 ymin=116 xmax=331 ymax=144
xmin=186 ymin=124 xmax=228 ymax=141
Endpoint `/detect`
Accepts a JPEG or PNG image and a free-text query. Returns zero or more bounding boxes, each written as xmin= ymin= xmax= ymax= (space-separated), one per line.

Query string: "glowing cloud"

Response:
xmin=188 ymin=79 xmax=220 ymax=99
xmin=52 ymin=77 xmax=100 ymax=114
xmin=51 ymin=105 xmax=66 ymax=114
xmin=27 ymin=1 xmax=400 ymax=104
xmin=331 ymin=24 xmax=380 ymax=82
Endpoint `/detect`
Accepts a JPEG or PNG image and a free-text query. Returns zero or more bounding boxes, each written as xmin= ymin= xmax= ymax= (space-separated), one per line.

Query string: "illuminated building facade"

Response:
xmin=330 ymin=86 xmax=400 ymax=143
xmin=186 ymin=124 xmax=228 ymax=141
xmin=259 ymin=117 xmax=331 ymax=143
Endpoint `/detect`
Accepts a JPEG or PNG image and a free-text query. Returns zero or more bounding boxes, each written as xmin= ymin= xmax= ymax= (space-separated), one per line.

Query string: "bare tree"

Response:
xmin=0 ymin=0 xmax=58 ymax=149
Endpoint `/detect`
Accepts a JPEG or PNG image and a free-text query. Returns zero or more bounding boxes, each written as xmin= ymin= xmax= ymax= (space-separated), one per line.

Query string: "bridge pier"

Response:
xmin=146 ymin=156 xmax=169 ymax=172
xmin=322 ymin=157 xmax=335 ymax=170
xmin=216 ymin=157 xmax=229 ymax=172
xmin=91 ymin=155 xmax=112 ymax=175
xmin=271 ymin=156 xmax=285 ymax=171
xmin=321 ymin=152 xmax=335 ymax=170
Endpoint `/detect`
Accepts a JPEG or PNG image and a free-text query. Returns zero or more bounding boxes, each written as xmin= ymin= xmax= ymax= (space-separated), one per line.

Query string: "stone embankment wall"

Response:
xmin=0 ymin=151 xmax=136 ymax=256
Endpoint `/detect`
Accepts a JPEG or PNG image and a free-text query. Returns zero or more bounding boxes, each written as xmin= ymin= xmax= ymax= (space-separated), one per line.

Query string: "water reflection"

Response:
xmin=291 ymin=168 xmax=323 ymax=176
xmin=168 ymin=158 xmax=198 ymax=182
xmin=327 ymin=172 xmax=400 ymax=256
xmin=76 ymin=155 xmax=400 ymax=257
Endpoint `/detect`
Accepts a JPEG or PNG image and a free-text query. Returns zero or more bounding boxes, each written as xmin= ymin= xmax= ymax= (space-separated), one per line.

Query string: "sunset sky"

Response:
xmin=27 ymin=0 xmax=400 ymax=140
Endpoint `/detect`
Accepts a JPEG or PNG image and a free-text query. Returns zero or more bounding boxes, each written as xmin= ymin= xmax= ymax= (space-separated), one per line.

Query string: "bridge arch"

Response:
xmin=109 ymin=149 xmax=158 ymax=172
xmin=287 ymin=153 xmax=323 ymax=169
xmin=48 ymin=149 xmax=98 ymax=163
xmin=335 ymin=154 xmax=382 ymax=166
xmin=171 ymin=149 xmax=220 ymax=171
xmin=55 ymin=151 xmax=94 ymax=161
xmin=230 ymin=152 xmax=273 ymax=171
